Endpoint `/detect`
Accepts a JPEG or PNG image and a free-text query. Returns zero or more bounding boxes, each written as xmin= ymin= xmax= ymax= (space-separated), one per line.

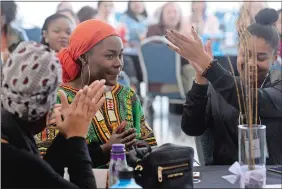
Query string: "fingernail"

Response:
xmin=100 ymin=79 xmax=106 ymax=83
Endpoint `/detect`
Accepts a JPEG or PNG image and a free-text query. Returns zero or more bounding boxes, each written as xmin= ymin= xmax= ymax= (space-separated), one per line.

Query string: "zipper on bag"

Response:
xmin=158 ymin=163 xmax=189 ymax=182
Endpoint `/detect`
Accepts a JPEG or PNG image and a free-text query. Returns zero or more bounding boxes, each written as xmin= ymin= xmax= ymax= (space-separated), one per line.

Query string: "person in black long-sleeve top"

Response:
xmin=166 ymin=9 xmax=282 ymax=165
xmin=1 ymin=41 xmax=106 ymax=188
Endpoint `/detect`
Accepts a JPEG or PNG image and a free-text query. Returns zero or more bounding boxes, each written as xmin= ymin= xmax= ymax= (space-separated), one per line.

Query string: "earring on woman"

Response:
xmin=79 ymin=57 xmax=90 ymax=86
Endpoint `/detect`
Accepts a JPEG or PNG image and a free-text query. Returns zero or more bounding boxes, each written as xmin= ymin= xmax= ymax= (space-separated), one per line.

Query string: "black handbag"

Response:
xmin=127 ymin=142 xmax=194 ymax=189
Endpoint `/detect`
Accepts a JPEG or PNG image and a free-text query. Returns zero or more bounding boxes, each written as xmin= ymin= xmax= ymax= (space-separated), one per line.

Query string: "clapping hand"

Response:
xmin=165 ymin=27 xmax=213 ymax=75
xmin=47 ymin=104 xmax=62 ymax=126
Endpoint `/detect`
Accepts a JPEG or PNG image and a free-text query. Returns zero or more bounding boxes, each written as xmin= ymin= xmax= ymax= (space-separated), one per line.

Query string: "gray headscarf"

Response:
xmin=2 ymin=41 xmax=62 ymax=122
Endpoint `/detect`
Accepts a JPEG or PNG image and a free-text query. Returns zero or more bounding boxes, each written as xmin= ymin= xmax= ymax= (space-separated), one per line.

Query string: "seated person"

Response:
xmin=147 ymin=2 xmax=182 ymax=37
xmin=57 ymin=9 xmax=79 ymax=26
xmin=119 ymin=1 xmax=148 ymax=47
xmin=275 ymin=9 xmax=281 ymax=64
xmin=2 ymin=41 xmax=105 ymax=188
xmin=36 ymin=20 xmax=157 ymax=168
xmin=41 ymin=13 xmax=73 ymax=52
xmin=77 ymin=6 xmax=97 ymax=23
xmin=95 ymin=0 xmax=117 ymax=27
xmin=166 ymin=8 xmax=282 ymax=165
xmin=147 ymin=2 xmax=196 ymax=93
xmin=1 ymin=1 xmax=28 ymax=63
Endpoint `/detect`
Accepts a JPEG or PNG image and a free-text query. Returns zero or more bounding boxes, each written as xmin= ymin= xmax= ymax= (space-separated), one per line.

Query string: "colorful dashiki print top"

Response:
xmin=35 ymin=83 xmax=157 ymax=156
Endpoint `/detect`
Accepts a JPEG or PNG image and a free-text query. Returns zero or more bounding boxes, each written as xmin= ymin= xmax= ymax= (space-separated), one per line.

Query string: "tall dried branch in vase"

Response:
xmin=227 ymin=5 xmax=260 ymax=170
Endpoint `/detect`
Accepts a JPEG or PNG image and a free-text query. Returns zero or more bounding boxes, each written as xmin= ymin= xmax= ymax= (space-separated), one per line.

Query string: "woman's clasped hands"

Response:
xmin=101 ymin=121 xmax=137 ymax=153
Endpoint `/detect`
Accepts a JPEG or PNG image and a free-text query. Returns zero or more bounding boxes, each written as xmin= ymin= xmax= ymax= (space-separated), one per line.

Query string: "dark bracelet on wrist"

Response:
xmin=201 ymin=59 xmax=217 ymax=76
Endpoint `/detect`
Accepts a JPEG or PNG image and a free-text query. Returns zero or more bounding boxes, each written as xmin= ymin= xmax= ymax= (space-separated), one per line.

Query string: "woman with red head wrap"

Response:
xmin=36 ymin=19 xmax=157 ymax=168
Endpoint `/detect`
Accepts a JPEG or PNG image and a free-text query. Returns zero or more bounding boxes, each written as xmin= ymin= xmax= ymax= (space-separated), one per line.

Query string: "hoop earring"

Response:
xmin=86 ymin=64 xmax=90 ymax=85
xmin=81 ymin=64 xmax=90 ymax=86
xmin=79 ymin=57 xmax=90 ymax=86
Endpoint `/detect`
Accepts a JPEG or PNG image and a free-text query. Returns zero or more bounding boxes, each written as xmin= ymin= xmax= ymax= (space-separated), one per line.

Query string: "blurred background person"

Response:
xmin=188 ymin=1 xmax=220 ymax=36
xmin=276 ymin=9 xmax=282 ymax=60
xmin=95 ymin=0 xmax=117 ymax=27
xmin=57 ymin=9 xmax=79 ymax=26
xmin=183 ymin=1 xmax=222 ymax=57
xmin=147 ymin=6 xmax=162 ymax=26
xmin=187 ymin=1 xmax=221 ymax=55
xmin=1 ymin=1 xmax=28 ymax=63
xmin=146 ymin=2 xmax=195 ymax=93
xmin=56 ymin=1 xmax=73 ymax=12
xmin=119 ymin=1 xmax=148 ymax=47
xmin=270 ymin=9 xmax=282 ymax=82
xmin=41 ymin=14 xmax=73 ymax=52
xmin=237 ymin=1 xmax=266 ymax=31
xmin=77 ymin=6 xmax=97 ymax=23
xmin=147 ymin=2 xmax=182 ymax=37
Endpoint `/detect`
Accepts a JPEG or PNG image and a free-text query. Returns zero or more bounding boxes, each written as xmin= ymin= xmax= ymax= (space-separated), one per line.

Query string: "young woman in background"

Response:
xmin=1 ymin=1 xmax=28 ymax=63
xmin=95 ymin=0 xmax=117 ymax=27
xmin=119 ymin=1 xmax=148 ymax=46
xmin=147 ymin=2 xmax=182 ymax=37
xmin=41 ymin=13 xmax=73 ymax=52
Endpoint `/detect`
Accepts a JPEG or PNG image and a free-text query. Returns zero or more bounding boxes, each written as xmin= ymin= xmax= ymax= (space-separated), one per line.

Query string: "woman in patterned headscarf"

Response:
xmin=1 ymin=41 xmax=106 ymax=188
xmin=36 ymin=19 xmax=157 ymax=168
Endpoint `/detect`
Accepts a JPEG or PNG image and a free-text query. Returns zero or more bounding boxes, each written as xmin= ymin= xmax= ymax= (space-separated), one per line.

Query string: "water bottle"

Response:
xmin=108 ymin=144 xmax=128 ymax=187
xmin=110 ymin=167 xmax=142 ymax=188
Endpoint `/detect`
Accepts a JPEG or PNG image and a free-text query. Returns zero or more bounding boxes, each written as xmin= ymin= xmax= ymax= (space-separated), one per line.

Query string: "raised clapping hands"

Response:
xmin=47 ymin=104 xmax=62 ymax=126
xmin=165 ymin=27 xmax=214 ymax=80
xmin=54 ymin=80 xmax=106 ymax=139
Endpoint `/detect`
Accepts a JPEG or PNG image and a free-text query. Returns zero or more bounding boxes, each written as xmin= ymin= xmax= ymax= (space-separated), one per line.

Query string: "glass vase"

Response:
xmin=238 ymin=125 xmax=267 ymax=188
